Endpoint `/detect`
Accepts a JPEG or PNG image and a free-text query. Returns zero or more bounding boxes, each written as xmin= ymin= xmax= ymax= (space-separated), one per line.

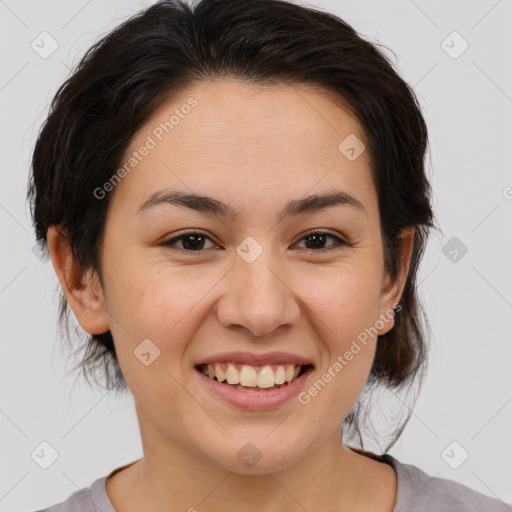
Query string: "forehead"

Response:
xmin=109 ymin=79 xmax=377 ymax=220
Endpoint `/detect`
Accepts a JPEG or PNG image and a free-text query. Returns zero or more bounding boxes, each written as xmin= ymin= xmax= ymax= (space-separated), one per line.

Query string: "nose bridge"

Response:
xmin=235 ymin=234 xmax=279 ymax=286
xmin=216 ymin=238 xmax=299 ymax=336
xmin=239 ymin=244 xmax=280 ymax=293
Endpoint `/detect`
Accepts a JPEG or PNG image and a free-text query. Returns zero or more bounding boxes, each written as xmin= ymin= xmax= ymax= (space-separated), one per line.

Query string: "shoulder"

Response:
xmin=389 ymin=455 xmax=510 ymax=512
xmin=32 ymin=476 xmax=112 ymax=512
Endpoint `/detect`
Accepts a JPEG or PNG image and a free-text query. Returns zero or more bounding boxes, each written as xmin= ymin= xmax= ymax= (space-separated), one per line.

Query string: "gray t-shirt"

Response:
xmin=34 ymin=453 xmax=510 ymax=512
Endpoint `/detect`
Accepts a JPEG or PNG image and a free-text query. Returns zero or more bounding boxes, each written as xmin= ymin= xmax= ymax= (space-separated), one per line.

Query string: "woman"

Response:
xmin=28 ymin=0 xmax=507 ymax=510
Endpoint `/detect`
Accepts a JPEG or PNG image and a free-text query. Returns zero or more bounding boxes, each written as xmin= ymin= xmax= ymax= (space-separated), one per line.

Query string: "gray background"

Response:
xmin=0 ymin=0 xmax=511 ymax=510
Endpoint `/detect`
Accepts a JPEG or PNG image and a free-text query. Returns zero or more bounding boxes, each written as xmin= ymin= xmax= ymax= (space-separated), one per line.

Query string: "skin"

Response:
xmin=47 ymin=79 xmax=415 ymax=512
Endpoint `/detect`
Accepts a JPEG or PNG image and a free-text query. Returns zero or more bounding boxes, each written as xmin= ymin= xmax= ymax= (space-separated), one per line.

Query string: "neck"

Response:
xmin=106 ymin=403 xmax=395 ymax=512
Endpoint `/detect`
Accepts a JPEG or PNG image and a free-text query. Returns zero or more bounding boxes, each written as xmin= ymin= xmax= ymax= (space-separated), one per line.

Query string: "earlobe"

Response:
xmin=46 ymin=225 xmax=110 ymax=335
xmin=377 ymin=226 xmax=415 ymax=335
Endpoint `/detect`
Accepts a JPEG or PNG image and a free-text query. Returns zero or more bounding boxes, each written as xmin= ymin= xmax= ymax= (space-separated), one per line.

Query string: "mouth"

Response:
xmin=195 ymin=362 xmax=314 ymax=391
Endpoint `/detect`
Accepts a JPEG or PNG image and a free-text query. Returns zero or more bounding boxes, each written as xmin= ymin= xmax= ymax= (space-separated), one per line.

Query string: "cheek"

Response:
xmin=296 ymin=263 xmax=382 ymax=343
xmin=106 ymin=252 xmax=220 ymax=335
xmin=292 ymin=264 xmax=381 ymax=398
xmin=103 ymin=257 xmax=231 ymax=394
xmin=102 ymin=261 xmax=212 ymax=414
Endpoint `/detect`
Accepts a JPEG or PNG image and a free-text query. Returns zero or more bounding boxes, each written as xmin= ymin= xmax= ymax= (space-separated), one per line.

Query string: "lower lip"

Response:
xmin=195 ymin=366 xmax=314 ymax=410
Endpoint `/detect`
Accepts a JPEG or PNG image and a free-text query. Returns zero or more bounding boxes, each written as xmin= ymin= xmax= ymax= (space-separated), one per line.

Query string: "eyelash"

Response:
xmin=160 ymin=229 xmax=352 ymax=254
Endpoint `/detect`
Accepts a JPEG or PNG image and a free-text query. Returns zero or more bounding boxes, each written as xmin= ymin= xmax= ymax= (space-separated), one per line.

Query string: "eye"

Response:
xmin=160 ymin=229 xmax=351 ymax=253
xmin=160 ymin=231 xmax=218 ymax=251
xmin=294 ymin=230 xmax=351 ymax=252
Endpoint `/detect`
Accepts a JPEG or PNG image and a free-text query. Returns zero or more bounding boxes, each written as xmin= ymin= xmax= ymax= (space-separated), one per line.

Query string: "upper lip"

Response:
xmin=195 ymin=351 xmax=314 ymax=367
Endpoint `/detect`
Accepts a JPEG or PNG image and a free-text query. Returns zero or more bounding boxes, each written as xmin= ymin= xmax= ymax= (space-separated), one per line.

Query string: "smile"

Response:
xmin=197 ymin=362 xmax=311 ymax=391
xmin=194 ymin=362 xmax=315 ymax=410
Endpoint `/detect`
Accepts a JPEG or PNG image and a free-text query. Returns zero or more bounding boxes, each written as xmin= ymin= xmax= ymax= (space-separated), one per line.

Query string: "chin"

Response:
xmin=198 ymin=432 xmax=310 ymax=475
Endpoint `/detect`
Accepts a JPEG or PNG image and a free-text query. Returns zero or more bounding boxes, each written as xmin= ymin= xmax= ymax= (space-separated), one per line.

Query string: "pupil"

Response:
xmin=305 ymin=234 xmax=325 ymax=249
xmin=183 ymin=234 xmax=204 ymax=250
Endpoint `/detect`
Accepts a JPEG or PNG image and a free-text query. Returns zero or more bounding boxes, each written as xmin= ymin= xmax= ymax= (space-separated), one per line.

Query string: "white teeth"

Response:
xmin=285 ymin=364 xmax=294 ymax=382
xmin=258 ymin=365 xmax=275 ymax=388
xmin=274 ymin=365 xmax=286 ymax=385
xmin=226 ymin=362 xmax=239 ymax=385
xmin=201 ymin=362 xmax=305 ymax=389
xmin=239 ymin=365 xmax=258 ymax=386
xmin=216 ymin=365 xmax=226 ymax=383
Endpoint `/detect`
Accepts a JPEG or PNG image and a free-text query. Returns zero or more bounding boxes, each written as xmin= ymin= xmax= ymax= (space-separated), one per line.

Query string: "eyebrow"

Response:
xmin=137 ymin=189 xmax=367 ymax=221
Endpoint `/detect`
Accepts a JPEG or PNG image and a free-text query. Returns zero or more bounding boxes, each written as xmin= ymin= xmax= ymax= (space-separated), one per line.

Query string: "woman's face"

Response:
xmin=66 ymin=79 xmax=412 ymax=473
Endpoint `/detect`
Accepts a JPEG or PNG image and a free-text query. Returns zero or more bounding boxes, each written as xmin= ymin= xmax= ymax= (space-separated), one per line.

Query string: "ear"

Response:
xmin=46 ymin=225 xmax=110 ymax=335
xmin=377 ymin=226 xmax=415 ymax=335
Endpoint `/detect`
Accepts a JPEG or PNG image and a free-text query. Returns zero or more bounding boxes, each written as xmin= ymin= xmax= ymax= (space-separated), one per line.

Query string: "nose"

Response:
xmin=215 ymin=248 xmax=301 ymax=338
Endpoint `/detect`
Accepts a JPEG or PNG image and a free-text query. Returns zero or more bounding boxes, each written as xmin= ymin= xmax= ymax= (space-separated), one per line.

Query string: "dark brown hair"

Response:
xmin=27 ymin=0 xmax=437 ymax=451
